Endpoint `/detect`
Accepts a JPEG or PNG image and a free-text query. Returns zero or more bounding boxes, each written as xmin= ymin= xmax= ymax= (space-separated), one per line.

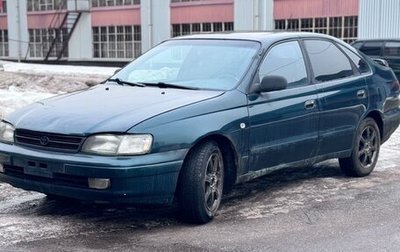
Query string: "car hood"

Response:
xmin=7 ymin=85 xmax=224 ymax=135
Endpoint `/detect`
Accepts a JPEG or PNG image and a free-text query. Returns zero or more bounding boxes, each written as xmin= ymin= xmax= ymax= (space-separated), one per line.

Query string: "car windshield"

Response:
xmin=112 ymin=39 xmax=260 ymax=90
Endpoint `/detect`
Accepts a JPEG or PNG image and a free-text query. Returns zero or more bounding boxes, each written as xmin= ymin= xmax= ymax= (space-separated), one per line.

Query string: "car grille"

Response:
xmin=15 ymin=129 xmax=85 ymax=153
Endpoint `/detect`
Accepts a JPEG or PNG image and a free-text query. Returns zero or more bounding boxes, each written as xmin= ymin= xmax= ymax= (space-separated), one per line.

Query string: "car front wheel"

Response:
xmin=339 ymin=117 xmax=381 ymax=177
xmin=178 ymin=141 xmax=224 ymax=224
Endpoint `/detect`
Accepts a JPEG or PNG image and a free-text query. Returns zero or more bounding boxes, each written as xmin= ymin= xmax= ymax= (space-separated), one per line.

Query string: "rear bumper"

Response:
xmin=0 ymin=143 xmax=188 ymax=205
xmin=382 ymin=106 xmax=400 ymax=143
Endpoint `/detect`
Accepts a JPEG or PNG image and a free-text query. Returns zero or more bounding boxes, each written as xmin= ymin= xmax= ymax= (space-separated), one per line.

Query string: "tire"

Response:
xmin=339 ymin=117 xmax=381 ymax=177
xmin=178 ymin=141 xmax=224 ymax=224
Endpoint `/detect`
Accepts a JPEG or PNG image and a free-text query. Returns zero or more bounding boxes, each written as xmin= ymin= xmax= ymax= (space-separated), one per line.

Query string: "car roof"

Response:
xmin=170 ymin=31 xmax=338 ymax=47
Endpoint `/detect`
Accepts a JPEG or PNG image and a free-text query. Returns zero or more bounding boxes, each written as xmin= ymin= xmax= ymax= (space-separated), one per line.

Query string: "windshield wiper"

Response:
xmin=107 ymin=78 xmax=146 ymax=87
xmin=143 ymin=82 xmax=199 ymax=90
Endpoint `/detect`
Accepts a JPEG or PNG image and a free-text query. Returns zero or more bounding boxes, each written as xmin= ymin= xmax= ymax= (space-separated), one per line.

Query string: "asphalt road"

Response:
xmin=0 ymin=128 xmax=399 ymax=252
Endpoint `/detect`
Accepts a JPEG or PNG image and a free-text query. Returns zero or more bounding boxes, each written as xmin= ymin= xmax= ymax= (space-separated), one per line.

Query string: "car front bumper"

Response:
xmin=0 ymin=143 xmax=187 ymax=205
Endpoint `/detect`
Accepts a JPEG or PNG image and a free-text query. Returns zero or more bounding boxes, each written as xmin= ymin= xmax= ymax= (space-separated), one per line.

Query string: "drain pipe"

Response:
xmin=148 ymin=0 xmax=153 ymax=48
xmin=16 ymin=0 xmax=21 ymax=62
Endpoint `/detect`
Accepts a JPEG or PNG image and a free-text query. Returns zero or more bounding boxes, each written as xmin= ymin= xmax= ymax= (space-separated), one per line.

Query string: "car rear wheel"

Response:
xmin=339 ymin=117 xmax=381 ymax=177
xmin=178 ymin=141 xmax=224 ymax=224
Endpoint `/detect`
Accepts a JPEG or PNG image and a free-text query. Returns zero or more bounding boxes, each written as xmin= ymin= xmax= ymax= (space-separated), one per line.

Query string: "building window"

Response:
xmin=27 ymin=0 xmax=66 ymax=12
xmin=91 ymin=0 xmax=140 ymax=7
xmin=203 ymin=23 xmax=211 ymax=32
xmin=192 ymin=23 xmax=201 ymax=33
xmin=314 ymin=17 xmax=328 ymax=34
xmin=224 ymin=22 xmax=234 ymax=31
xmin=275 ymin=20 xmax=286 ymax=30
xmin=0 ymin=0 xmax=7 ymax=13
xmin=171 ymin=22 xmax=234 ymax=37
xmin=28 ymin=28 xmax=68 ymax=58
xmin=93 ymin=25 xmax=141 ymax=59
xmin=287 ymin=19 xmax=299 ymax=31
xmin=300 ymin=18 xmax=313 ymax=32
xmin=274 ymin=16 xmax=358 ymax=43
xmin=329 ymin=17 xmax=342 ymax=38
xmin=0 ymin=30 xmax=8 ymax=57
xmin=343 ymin=16 xmax=358 ymax=43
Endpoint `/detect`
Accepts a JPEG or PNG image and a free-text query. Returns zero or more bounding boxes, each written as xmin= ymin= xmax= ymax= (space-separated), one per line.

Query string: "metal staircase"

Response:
xmin=44 ymin=1 xmax=84 ymax=62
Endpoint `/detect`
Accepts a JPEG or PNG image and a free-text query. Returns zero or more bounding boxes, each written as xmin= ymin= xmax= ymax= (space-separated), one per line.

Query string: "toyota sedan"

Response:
xmin=0 ymin=32 xmax=399 ymax=224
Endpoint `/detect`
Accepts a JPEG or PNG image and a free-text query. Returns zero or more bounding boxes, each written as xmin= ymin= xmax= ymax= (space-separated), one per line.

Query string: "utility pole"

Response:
xmin=16 ymin=0 xmax=21 ymax=62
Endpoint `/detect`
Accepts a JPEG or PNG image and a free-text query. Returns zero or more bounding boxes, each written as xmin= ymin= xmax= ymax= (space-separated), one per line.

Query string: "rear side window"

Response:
xmin=304 ymin=40 xmax=354 ymax=82
xmin=384 ymin=42 xmax=400 ymax=57
xmin=359 ymin=41 xmax=383 ymax=56
xmin=259 ymin=41 xmax=308 ymax=88
xmin=338 ymin=44 xmax=370 ymax=74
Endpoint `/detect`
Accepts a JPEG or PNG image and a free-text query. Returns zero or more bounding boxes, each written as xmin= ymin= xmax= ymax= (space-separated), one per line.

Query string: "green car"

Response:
xmin=0 ymin=33 xmax=399 ymax=224
xmin=352 ymin=39 xmax=400 ymax=80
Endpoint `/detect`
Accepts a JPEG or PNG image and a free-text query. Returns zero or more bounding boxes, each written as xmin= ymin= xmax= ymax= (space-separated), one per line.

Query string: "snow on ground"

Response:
xmin=0 ymin=61 xmax=117 ymax=117
xmin=0 ymin=86 xmax=54 ymax=117
xmin=0 ymin=60 xmax=119 ymax=77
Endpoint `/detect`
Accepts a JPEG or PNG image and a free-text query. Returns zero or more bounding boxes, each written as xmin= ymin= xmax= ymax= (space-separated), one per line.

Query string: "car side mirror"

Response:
xmin=373 ymin=58 xmax=389 ymax=67
xmin=252 ymin=75 xmax=288 ymax=93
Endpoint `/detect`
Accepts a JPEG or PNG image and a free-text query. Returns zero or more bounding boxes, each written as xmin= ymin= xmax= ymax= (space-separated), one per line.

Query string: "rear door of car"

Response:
xmin=303 ymin=39 xmax=370 ymax=157
xmin=247 ymin=40 xmax=319 ymax=171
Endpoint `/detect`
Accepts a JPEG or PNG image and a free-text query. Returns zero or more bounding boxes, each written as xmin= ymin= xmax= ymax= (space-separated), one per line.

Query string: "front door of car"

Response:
xmin=247 ymin=41 xmax=319 ymax=172
xmin=302 ymin=39 xmax=369 ymax=156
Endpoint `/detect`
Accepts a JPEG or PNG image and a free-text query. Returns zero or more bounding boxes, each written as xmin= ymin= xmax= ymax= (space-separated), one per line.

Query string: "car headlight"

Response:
xmin=0 ymin=121 xmax=15 ymax=144
xmin=82 ymin=134 xmax=153 ymax=155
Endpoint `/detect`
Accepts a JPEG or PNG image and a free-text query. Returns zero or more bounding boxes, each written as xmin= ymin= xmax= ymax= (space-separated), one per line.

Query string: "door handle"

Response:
xmin=304 ymin=100 xmax=316 ymax=110
xmin=357 ymin=89 xmax=366 ymax=99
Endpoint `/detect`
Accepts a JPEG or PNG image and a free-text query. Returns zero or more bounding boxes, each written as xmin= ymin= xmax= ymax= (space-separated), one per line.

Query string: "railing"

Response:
xmin=48 ymin=0 xmax=68 ymax=29
xmin=44 ymin=0 xmax=89 ymax=61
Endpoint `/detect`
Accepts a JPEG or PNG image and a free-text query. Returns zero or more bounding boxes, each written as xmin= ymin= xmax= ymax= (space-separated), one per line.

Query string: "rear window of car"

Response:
xmin=338 ymin=44 xmax=370 ymax=74
xmin=384 ymin=42 xmax=400 ymax=57
xmin=304 ymin=40 xmax=354 ymax=82
xmin=359 ymin=41 xmax=383 ymax=56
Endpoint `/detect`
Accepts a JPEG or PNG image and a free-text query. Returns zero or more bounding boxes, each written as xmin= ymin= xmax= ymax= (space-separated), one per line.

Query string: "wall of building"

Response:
xmin=141 ymin=0 xmax=170 ymax=52
xmin=171 ymin=0 xmax=233 ymax=24
xmin=4 ymin=0 xmax=400 ymax=62
xmin=0 ymin=14 xmax=7 ymax=29
xmin=273 ymin=0 xmax=359 ymax=43
xmin=91 ymin=6 xmax=140 ymax=27
xmin=234 ymin=0 xmax=273 ymax=31
xmin=274 ymin=0 xmax=358 ymax=19
xmin=358 ymin=0 xmax=400 ymax=39
xmin=27 ymin=11 xmax=65 ymax=29
xmin=68 ymin=0 xmax=92 ymax=60
xmin=6 ymin=0 xmax=29 ymax=60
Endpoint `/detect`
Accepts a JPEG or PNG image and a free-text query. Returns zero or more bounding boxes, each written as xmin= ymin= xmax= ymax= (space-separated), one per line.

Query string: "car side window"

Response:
xmin=384 ymin=42 xmax=400 ymax=57
xmin=338 ymin=44 xmax=370 ymax=74
xmin=304 ymin=40 xmax=354 ymax=82
xmin=259 ymin=41 xmax=308 ymax=89
xmin=359 ymin=41 xmax=383 ymax=56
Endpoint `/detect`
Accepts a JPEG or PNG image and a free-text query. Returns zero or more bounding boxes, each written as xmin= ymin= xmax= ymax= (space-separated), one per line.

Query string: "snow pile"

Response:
xmin=0 ymin=86 xmax=54 ymax=117
xmin=0 ymin=61 xmax=119 ymax=118
xmin=0 ymin=60 xmax=119 ymax=77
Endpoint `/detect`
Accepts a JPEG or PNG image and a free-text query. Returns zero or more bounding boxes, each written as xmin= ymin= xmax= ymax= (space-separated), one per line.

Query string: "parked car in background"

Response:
xmin=352 ymin=39 xmax=400 ymax=80
xmin=0 ymin=32 xmax=399 ymax=224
